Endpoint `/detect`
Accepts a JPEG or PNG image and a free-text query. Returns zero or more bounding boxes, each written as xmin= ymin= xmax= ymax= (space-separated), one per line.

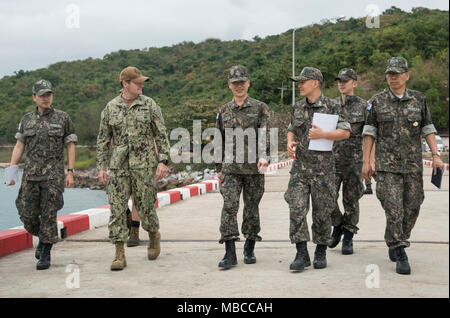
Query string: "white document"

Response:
xmin=308 ymin=113 xmax=339 ymax=151
xmin=5 ymin=165 xmax=19 ymax=185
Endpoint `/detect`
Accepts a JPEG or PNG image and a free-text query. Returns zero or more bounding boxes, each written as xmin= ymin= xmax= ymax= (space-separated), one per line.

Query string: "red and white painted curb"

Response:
xmin=423 ymin=159 xmax=449 ymax=171
xmin=0 ymin=159 xmax=294 ymax=258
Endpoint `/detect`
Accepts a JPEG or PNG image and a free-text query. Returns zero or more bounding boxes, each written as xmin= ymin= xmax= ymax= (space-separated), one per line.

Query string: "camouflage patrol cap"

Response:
xmin=32 ymin=80 xmax=53 ymax=96
xmin=228 ymin=65 xmax=249 ymax=83
xmin=335 ymin=68 xmax=357 ymax=81
xmin=385 ymin=57 xmax=409 ymax=74
xmin=290 ymin=67 xmax=323 ymax=83
xmin=120 ymin=66 xmax=149 ymax=83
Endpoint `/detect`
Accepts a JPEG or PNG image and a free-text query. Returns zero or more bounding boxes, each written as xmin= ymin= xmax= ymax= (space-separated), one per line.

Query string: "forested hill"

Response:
xmin=0 ymin=6 xmax=448 ymax=145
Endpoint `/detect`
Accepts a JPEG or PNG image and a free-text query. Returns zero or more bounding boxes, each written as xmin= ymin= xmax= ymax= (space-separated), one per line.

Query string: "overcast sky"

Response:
xmin=0 ymin=0 xmax=448 ymax=78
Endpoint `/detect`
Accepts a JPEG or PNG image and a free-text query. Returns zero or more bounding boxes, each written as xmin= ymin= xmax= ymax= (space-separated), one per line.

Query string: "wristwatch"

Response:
xmin=67 ymin=168 xmax=74 ymax=173
xmin=432 ymin=152 xmax=440 ymax=157
xmin=159 ymin=160 xmax=169 ymax=166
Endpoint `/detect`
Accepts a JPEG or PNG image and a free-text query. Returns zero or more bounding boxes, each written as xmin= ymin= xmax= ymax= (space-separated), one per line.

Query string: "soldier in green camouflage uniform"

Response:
xmin=8 ymin=80 xmax=77 ymax=270
xmin=215 ymin=65 xmax=270 ymax=269
xmin=362 ymin=57 xmax=444 ymax=275
xmin=285 ymin=67 xmax=350 ymax=272
xmin=328 ymin=69 xmax=367 ymax=255
xmin=97 ymin=67 xmax=170 ymax=270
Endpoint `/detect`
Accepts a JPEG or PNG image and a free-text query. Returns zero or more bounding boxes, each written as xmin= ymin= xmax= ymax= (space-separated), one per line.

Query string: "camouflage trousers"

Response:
xmin=219 ymin=173 xmax=265 ymax=243
xmin=375 ymin=171 xmax=424 ymax=249
xmin=284 ymin=173 xmax=335 ymax=245
xmin=15 ymin=178 xmax=65 ymax=244
xmin=107 ymin=169 xmax=158 ymax=244
xmin=331 ymin=163 xmax=364 ymax=233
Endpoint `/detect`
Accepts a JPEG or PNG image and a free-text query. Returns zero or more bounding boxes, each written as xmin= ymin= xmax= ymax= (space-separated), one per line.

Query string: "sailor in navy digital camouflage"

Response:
xmin=97 ymin=66 xmax=170 ymax=269
xmin=362 ymin=57 xmax=444 ymax=274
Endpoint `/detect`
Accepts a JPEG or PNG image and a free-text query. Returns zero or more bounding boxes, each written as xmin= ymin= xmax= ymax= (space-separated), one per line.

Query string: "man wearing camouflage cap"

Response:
xmin=7 ymin=80 xmax=77 ymax=270
xmin=362 ymin=57 xmax=444 ymax=275
xmin=285 ymin=67 xmax=350 ymax=272
xmin=97 ymin=66 xmax=170 ymax=271
xmin=328 ymin=68 xmax=368 ymax=255
xmin=215 ymin=65 xmax=270 ymax=269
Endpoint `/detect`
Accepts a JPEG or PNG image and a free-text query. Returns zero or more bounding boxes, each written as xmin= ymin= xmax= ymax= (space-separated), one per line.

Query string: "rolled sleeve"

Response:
xmin=422 ymin=124 xmax=437 ymax=137
xmin=287 ymin=123 xmax=296 ymax=133
xmin=337 ymin=121 xmax=351 ymax=131
xmin=64 ymin=133 xmax=78 ymax=145
xmin=15 ymin=132 xmax=25 ymax=143
xmin=362 ymin=125 xmax=378 ymax=138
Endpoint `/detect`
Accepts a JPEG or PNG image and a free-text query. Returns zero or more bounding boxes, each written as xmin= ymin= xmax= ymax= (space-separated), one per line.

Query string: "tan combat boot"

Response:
xmin=148 ymin=231 xmax=161 ymax=260
xmin=127 ymin=226 xmax=140 ymax=247
xmin=110 ymin=242 xmax=127 ymax=270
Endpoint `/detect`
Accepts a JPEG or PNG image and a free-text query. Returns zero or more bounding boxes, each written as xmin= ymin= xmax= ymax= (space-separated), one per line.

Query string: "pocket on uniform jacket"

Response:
xmin=377 ymin=112 xmax=394 ymax=137
xmin=407 ymin=111 xmax=422 ymax=135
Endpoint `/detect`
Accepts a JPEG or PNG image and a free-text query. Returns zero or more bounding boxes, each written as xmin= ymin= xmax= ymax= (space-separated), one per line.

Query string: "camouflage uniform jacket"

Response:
xmin=96 ymin=94 xmax=170 ymax=174
xmin=363 ymin=88 xmax=437 ymax=173
xmin=215 ymin=96 xmax=271 ymax=174
xmin=288 ymin=95 xmax=351 ymax=176
xmin=15 ymin=107 xmax=77 ymax=181
xmin=332 ymin=95 xmax=367 ymax=168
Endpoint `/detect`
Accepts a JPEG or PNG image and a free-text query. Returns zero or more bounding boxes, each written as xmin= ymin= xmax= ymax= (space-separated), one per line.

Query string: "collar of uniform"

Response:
xmin=306 ymin=94 xmax=325 ymax=108
xmin=231 ymin=96 xmax=250 ymax=110
xmin=387 ymin=88 xmax=411 ymax=102
xmin=35 ymin=106 xmax=55 ymax=117
xmin=119 ymin=94 xmax=144 ymax=108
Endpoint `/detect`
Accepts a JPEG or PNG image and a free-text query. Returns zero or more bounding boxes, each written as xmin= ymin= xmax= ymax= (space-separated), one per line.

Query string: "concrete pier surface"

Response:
xmin=0 ymin=166 xmax=448 ymax=298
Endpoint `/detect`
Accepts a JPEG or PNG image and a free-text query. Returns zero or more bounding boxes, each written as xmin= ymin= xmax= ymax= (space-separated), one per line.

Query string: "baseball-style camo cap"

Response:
xmin=290 ymin=67 xmax=323 ymax=83
xmin=335 ymin=68 xmax=358 ymax=81
xmin=385 ymin=57 xmax=409 ymax=74
xmin=32 ymin=80 xmax=53 ymax=96
xmin=120 ymin=66 xmax=150 ymax=83
xmin=228 ymin=65 xmax=249 ymax=83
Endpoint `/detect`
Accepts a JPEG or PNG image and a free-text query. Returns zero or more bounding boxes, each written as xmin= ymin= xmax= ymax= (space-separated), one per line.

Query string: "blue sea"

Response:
xmin=0 ymin=169 xmax=108 ymax=231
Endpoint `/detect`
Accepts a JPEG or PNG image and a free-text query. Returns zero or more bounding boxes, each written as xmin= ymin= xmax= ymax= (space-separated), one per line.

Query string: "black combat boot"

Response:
xmin=35 ymin=241 xmax=43 ymax=260
xmin=395 ymin=246 xmax=411 ymax=275
xmin=218 ymin=240 xmax=237 ymax=269
xmin=328 ymin=224 xmax=343 ymax=248
xmin=36 ymin=243 xmax=53 ymax=270
xmin=290 ymin=242 xmax=310 ymax=271
xmin=243 ymin=239 xmax=256 ymax=264
xmin=313 ymin=244 xmax=327 ymax=269
xmin=341 ymin=228 xmax=354 ymax=255
xmin=363 ymin=183 xmax=373 ymax=195
xmin=388 ymin=247 xmax=397 ymax=262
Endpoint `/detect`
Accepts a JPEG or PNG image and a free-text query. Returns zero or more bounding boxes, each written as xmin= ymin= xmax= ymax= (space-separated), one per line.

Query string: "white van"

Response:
xmin=436 ymin=135 xmax=444 ymax=153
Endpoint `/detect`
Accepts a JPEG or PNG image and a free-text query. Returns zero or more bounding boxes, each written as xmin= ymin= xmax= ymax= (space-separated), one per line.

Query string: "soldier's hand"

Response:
xmin=156 ymin=163 xmax=167 ymax=181
xmin=362 ymin=162 xmax=373 ymax=181
xmin=65 ymin=173 xmax=74 ymax=188
xmin=98 ymin=170 xmax=108 ymax=185
xmin=309 ymin=124 xmax=325 ymax=140
xmin=6 ymin=180 xmax=15 ymax=186
xmin=217 ymin=172 xmax=222 ymax=179
xmin=257 ymin=158 xmax=269 ymax=173
xmin=287 ymin=141 xmax=298 ymax=156
xmin=432 ymin=155 xmax=444 ymax=175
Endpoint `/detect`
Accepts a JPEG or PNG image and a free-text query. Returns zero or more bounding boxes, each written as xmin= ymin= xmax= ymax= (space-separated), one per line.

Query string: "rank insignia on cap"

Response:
xmin=413 ymin=121 xmax=419 ymax=127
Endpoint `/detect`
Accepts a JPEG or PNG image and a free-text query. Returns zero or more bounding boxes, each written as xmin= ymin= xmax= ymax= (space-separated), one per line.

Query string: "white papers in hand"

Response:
xmin=308 ymin=113 xmax=339 ymax=151
xmin=5 ymin=165 xmax=19 ymax=185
